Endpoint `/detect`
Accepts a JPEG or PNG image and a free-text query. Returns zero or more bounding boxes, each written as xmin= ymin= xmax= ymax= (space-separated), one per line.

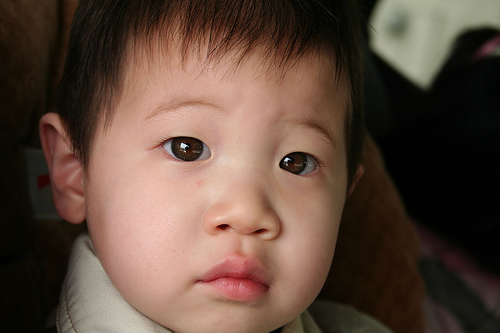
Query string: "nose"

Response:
xmin=203 ymin=183 xmax=280 ymax=240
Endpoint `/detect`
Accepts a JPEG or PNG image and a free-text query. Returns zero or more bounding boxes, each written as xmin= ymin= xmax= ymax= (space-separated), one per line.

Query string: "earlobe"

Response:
xmin=347 ymin=164 xmax=364 ymax=198
xmin=39 ymin=113 xmax=86 ymax=224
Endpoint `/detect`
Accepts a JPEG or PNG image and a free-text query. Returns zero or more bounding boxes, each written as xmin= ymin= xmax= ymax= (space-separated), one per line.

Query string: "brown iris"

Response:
xmin=279 ymin=152 xmax=309 ymax=175
xmin=170 ymin=137 xmax=205 ymax=161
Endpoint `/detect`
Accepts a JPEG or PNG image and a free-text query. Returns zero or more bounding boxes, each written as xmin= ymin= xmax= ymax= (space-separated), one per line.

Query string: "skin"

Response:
xmin=45 ymin=47 xmax=352 ymax=333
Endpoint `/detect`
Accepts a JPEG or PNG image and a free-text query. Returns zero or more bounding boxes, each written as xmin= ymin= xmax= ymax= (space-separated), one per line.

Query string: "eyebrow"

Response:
xmin=145 ymin=96 xmax=218 ymax=122
xmin=287 ymin=116 xmax=338 ymax=151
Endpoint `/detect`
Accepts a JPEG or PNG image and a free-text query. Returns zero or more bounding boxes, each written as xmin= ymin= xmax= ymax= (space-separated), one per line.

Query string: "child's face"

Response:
xmin=84 ymin=47 xmax=349 ymax=333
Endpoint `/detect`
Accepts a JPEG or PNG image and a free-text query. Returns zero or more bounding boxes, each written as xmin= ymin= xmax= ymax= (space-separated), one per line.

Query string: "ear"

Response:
xmin=347 ymin=164 xmax=364 ymax=198
xmin=39 ymin=113 xmax=86 ymax=224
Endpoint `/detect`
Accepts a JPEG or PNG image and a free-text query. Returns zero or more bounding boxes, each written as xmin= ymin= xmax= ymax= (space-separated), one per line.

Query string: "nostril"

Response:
xmin=255 ymin=229 xmax=266 ymax=234
xmin=217 ymin=224 xmax=229 ymax=230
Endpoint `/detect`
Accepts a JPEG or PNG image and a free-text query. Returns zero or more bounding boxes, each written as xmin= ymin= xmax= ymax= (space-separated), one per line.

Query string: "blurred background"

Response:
xmin=370 ymin=0 xmax=500 ymax=89
xmin=364 ymin=0 xmax=500 ymax=332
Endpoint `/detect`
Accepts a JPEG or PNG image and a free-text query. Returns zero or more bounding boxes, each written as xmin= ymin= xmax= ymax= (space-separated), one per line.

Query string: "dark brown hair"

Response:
xmin=57 ymin=0 xmax=364 ymax=182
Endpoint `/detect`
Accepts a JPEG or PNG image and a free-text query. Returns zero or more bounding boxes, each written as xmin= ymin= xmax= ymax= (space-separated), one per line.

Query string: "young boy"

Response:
xmin=40 ymin=0 xmax=392 ymax=332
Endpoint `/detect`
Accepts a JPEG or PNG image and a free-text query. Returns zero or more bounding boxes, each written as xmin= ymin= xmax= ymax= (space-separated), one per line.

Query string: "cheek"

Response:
xmin=279 ymin=182 xmax=344 ymax=304
xmin=291 ymin=215 xmax=339 ymax=287
xmin=84 ymin=160 xmax=200 ymax=294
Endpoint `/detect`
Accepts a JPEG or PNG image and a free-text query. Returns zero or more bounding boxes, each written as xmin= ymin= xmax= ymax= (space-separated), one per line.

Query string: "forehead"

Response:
xmin=124 ymin=34 xmax=345 ymax=96
xmin=118 ymin=41 xmax=348 ymax=125
xmin=128 ymin=33 xmax=339 ymax=78
xmin=90 ymin=19 xmax=350 ymax=135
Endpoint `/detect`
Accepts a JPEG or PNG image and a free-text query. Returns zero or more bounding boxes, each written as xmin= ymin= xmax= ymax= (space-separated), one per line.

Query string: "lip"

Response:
xmin=197 ymin=256 xmax=270 ymax=302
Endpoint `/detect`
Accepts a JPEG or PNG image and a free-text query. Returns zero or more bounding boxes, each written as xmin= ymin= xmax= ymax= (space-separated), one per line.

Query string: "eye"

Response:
xmin=162 ymin=137 xmax=211 ymax=161
xmin=279 ymin=152 xmax=318 ymax=175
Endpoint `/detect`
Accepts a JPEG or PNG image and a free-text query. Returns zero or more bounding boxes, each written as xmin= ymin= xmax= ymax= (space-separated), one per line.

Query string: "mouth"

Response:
xmin=197 ymin=256 xmax=270 ymax=303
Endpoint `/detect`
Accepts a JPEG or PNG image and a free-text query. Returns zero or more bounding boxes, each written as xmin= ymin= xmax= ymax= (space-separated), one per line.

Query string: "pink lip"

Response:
xmin=197 ymin=256 xmax=270 ymax=302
